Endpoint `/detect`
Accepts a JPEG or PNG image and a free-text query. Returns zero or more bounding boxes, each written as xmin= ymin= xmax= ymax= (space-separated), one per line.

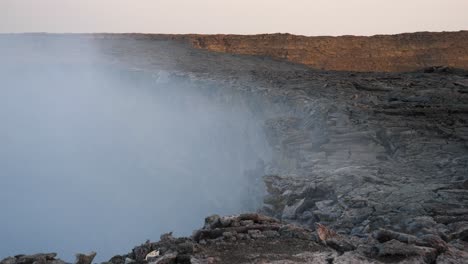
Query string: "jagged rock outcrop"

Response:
xmin=97 ymin=214 xmax=466 ymax=263
xmin=0 ymin=253 xmax=98 ymax=264
xmin=0 ymin=254 xmax=64 ymax=264
xmin=75 ymin=253 xmax=96 ymax=264
xmin=3 ymin=214 xmax=467 ymax=263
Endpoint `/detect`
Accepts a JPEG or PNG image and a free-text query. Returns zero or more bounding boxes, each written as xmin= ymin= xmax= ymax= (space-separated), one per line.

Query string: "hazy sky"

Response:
xmin=1 ymin=0 xmax=467 ymax=35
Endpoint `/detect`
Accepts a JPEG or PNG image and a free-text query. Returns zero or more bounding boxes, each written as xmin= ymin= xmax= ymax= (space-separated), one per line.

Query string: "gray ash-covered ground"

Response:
xmin=1 ymin=35 xmax=468 ymax=263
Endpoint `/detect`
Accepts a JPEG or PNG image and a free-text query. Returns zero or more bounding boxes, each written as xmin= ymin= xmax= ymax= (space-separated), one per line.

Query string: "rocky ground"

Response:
xmin=1 ymin=34 xmax=468 ymax=263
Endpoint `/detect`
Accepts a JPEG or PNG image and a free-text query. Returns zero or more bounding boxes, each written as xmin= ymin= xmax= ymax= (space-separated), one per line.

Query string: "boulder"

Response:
xmin=75 ymin=252 xmax=96 ymax=264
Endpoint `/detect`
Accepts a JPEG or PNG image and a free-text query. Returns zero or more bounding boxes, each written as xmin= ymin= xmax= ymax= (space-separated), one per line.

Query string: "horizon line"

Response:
xmin=1 ymin=29 xmax=467 ymax=38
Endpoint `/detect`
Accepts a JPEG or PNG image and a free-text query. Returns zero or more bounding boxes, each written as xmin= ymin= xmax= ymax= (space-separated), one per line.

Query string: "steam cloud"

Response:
xmin=0 ymin=36 xmax=271 ymax=261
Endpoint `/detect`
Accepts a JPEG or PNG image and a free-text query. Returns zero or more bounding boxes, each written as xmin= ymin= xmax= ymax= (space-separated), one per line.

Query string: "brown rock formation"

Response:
xmin=185 ymin=31 xmax=468 ymax=72
xmin=24 ymin=31 xmax=468 ymax=72
xmin=97 ymin=31 xmax=468 ymax=72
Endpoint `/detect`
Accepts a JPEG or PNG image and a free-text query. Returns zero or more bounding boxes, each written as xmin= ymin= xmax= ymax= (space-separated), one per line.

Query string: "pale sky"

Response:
xmin=1 ymin=0 xmax=468 ymax=36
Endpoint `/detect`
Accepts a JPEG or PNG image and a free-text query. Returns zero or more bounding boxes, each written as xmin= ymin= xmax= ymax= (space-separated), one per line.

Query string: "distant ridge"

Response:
xmin=4 ymin=31 xmax=468 ymax=72
xmin=183 ymin=31 xmax=468 ymax=72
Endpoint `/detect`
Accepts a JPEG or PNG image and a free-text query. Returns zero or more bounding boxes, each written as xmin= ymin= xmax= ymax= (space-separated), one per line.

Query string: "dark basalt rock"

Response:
xmin=1 ymin=254 xmax=65 ymax=264
xmin=75 ymin=252 xmax=96 ymax=264
xmin=99 ymin=214 xmax=467 ymax=263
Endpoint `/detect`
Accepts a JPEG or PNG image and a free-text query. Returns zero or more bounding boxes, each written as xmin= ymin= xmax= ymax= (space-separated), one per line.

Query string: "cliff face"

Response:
xmin=183 ymin=31 xmax=468 ymax=72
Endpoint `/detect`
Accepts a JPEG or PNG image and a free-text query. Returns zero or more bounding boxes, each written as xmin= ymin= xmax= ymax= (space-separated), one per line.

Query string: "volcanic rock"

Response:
xmin=75 ymin=252 xmax=96 ymax=264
